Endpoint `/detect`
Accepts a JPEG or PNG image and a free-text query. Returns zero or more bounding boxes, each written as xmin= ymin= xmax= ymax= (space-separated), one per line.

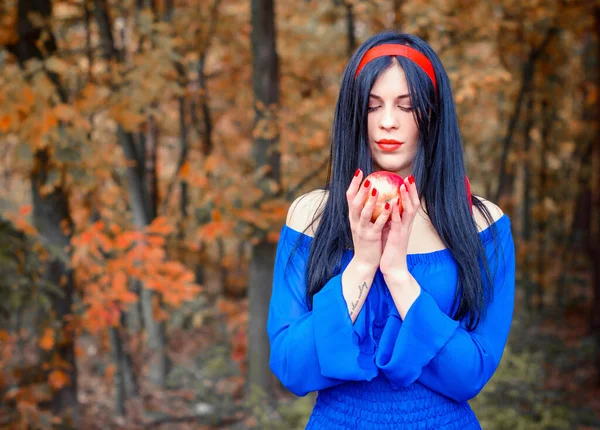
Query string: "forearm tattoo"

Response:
xmin=349 ymin=281 xmax=368 ymax=317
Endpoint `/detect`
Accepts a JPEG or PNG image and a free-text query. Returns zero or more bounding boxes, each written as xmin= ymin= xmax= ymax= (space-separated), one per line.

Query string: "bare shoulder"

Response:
xmin=473 ymin=196 xmax=505 ymax=232
xmin=286 ymin=189 xmax=329 ymax=238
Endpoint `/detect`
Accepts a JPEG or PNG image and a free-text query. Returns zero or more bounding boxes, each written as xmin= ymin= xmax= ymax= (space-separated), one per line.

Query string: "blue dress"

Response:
xmin=267 ymin=215 xmax=515 ymax=429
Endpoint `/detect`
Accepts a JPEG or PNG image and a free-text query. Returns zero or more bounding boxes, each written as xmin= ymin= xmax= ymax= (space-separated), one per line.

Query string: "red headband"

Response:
xmin=355 ymin=44 xmax=437 ymax=91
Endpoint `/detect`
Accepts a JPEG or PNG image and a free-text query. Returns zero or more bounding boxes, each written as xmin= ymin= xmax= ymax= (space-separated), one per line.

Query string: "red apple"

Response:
xmin=361 ymin=171 xmax=404 ymax=222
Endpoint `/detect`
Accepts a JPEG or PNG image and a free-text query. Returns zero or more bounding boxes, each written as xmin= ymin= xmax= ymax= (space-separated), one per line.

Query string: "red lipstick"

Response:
xmin=377 ymin=139 xmax=403 ymax=152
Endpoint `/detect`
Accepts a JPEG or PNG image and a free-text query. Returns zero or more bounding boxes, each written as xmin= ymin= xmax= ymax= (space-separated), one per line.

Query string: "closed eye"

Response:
xmin=367 ymin=106 xmax=413 ymax=113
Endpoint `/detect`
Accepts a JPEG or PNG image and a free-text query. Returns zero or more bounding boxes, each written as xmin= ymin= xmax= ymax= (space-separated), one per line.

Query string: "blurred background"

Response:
xmin=0 ymin=0 xmax=599 ymax=429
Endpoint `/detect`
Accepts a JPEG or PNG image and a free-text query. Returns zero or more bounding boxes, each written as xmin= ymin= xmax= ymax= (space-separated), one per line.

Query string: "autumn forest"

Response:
xmin=0 ymin=0 xmax=599 ymax=429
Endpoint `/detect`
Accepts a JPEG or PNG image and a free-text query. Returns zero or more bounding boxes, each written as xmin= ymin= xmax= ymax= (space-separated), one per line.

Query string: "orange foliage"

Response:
xmin=39 ymin=328 xmax=55 ymax=351
xmin=5 ymin=206 xmax=38 ymax=237
xmin=72 ymin=218 xmax=202 ymax=334
xmin=0 ymin=114 xmax=10 ymax=132
xmin=48 ymin=370 xmax=69 ymax=390
xmin=19 ymin=205 xmax=32 ymax=216
xmin=179 ymin=161 xmax=190 ymax=178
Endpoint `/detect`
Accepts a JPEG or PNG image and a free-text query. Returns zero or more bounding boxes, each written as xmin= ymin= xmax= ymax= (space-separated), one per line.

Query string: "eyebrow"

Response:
xmin=369 ymin=93 xmax=410 ymax=100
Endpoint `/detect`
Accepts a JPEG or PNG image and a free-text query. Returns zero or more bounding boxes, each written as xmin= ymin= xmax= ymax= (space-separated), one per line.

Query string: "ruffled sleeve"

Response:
xmin=266 ymin=225 xmax=378 ymax=397
xmin=375 ymin=215 xmax=515 ymax=402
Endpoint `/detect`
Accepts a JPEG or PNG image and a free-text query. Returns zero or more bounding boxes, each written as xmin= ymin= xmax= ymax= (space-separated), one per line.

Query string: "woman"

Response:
xmin=266 ymin=31 xmax=515 ymax=429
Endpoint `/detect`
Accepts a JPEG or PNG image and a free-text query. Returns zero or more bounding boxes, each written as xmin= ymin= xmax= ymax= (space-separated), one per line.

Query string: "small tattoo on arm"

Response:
xmin=349 ymin=282 xmax=368 ymax=317
xmin=358 ymin=281 xmax=367 ymax=299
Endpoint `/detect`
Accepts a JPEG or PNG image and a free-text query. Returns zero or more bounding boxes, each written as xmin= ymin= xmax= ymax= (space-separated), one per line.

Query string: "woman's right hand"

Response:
xmin=346 ymin=168 xmax=393 ymax=271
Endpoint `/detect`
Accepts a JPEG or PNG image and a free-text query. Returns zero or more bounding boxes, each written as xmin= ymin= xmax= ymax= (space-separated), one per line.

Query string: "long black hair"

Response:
xmin=289 ymin=31 xmax=499 ymax=331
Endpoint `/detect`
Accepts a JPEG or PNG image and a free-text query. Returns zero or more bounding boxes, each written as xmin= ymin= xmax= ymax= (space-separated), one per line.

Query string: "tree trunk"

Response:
xmin=163 ymin=0 xmax=174 ymax=21
xmin=93 ymin=0 xmax=118 ymax=61
xmin=109 ymin=326 xmax=127 ymax=417
xmin=591 ymin=5 xmax=600 ymax=387
xmin=189 ymin=0 xmax=220 ymax=285
xmin=95 ymin=0 xmax=170 ymax=386
xmin=393 ymin=0 xmax=403 ymax=27
xmin=522 ymin=91 xmax=536 ymax=311
xmin=248 ymin=0 xmax=281 ymax=397
xmin=31 ymin=151 xmax=79 ymax=424
xmin=109 ymin=313 xmax=138 ymax=417
xmin=145 ymin=117 xmax=159 ymax=220
xmin=178 ymin=95 xmax=189 ymax=230
xmin=10 ymin=0 xmax=79 ymax=423
xmin=538 ymin=98 xmax=550 ymax=307
xmin=247 ymin=241 xmax=277 ymax=395
xmin=198 ymin=54 xmax=214 ymax=155
xmin=344 ymin=1 xmax=356 ymax=57
xmin=117 ymin=126 xmax=169 ymax=386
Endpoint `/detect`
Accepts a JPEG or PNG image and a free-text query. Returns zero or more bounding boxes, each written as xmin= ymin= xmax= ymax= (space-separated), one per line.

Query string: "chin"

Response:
xmin=374 ymin=162 xmax=409 ymax=175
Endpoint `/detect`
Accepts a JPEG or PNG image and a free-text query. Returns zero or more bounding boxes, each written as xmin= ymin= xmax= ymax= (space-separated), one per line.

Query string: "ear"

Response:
xmin=464 ymin=176 xmax=473 ymax=215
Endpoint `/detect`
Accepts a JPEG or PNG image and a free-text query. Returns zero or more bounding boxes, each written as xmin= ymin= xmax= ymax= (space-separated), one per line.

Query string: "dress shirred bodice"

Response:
xmin=308 ymin=374 xmax=480 ymax=429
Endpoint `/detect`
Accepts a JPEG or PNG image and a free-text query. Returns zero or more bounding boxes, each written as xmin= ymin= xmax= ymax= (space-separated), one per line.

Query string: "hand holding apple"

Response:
xmin=345 ymin=168 xmax=394 ymax=272
xmin=379 ymin=174 xmax=420 ymax=278
xmin=361 ymin=171 xmax=404 ymax=223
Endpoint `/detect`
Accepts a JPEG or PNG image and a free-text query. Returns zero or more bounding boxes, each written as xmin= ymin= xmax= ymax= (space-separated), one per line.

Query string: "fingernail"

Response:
xmin=408 ymin=175 xmax=415 ymax=184
xmin=354 ymin=168 xmax=360 ymax=177
xmin=371 ymin=188 xmax=377 ymax=197
xmin=397 ymin=197 xmax=401 ymax=206
xmin=385 ymin=202 xmax=390 ymax=210
xmin=404 ymin=183 xmax=408 ymax=191
xmin=364 ymin=179 xmax=371 ymax=188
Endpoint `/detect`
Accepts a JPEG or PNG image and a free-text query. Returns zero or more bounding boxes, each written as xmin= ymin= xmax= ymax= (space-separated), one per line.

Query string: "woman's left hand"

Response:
xmin=380 ymin=175 xmax=420 ymax=277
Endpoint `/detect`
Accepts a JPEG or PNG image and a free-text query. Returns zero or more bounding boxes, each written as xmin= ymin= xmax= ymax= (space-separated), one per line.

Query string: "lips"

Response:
xmin=377 ymin=139 xmax=403 ymax=152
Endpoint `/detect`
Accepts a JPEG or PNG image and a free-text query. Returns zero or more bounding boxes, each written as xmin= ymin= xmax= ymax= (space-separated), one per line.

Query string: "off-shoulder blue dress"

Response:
xmin=267 ymin=214 xmax=515 ymax=429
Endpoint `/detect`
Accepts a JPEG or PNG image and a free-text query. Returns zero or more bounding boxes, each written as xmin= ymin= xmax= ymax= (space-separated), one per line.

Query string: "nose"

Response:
xmin=379 ymin=106 xmax=398 ymax=130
